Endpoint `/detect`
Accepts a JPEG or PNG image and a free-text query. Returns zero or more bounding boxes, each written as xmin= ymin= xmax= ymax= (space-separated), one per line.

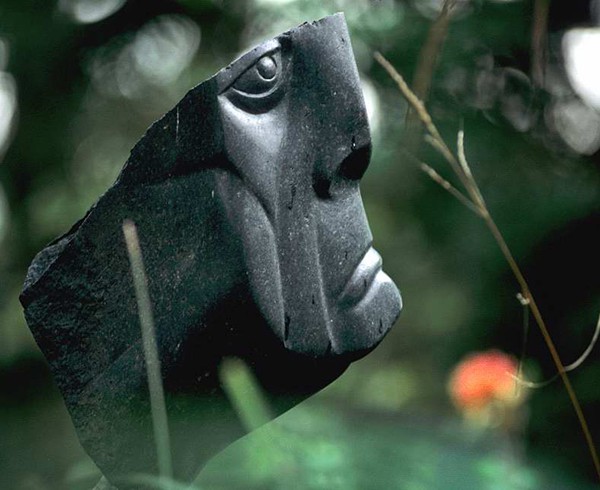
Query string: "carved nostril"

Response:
xmin=313 ymin=141 xmax=371 ymax=199
xmin=313 ymin=174 xmax=332 ymax=199
xmin=313 ymin=140 xmax=371 ymax=199
xmin=340 ymin=142 xmax=371 ymax=181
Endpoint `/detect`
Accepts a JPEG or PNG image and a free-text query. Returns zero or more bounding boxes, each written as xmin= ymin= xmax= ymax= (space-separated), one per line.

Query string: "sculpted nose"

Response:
xmin=341 ymin=135 xmax=371 ymax=181
xmin=313 ymin=124 xmax=372 ymax=199
xmin=289 ymin=13 xmax=372 ymax=200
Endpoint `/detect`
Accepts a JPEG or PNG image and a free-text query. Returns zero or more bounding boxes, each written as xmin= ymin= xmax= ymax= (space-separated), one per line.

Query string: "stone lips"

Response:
xmin=341 ymin=247 xmax=384 ymax=307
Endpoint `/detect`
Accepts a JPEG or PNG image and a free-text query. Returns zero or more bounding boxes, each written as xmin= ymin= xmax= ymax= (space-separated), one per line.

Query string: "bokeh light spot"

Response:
xmin=59 ymin=0 xmax=126 ymax=24
xmin=563 ymin=28 xmax=600 ymax=111
xmin=132 ymin=15 xmax=201 ymax=86
xmin=0 ymin=70 xmax=17 ymax=162
xmin=89 ymin=15 xmax=201 ymax=99
xmin=550 ymin=98 xmax=600 ymax=155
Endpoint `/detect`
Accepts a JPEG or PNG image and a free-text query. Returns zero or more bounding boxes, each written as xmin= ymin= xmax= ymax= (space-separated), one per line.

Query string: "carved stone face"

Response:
xmin=215 ymin=15 xmax=402 ymax=358
xmin=20 ymin=13 xmax=402 ymax=486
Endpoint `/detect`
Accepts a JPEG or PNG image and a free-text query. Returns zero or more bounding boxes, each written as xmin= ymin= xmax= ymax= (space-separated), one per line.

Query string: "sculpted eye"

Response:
xmin=257 ymin=56 xmax=277 ymax=79
xmin=232 ymin=54 xmax=279 ymax=95
xmin=223 ymin=50 xmax=286 ymax=113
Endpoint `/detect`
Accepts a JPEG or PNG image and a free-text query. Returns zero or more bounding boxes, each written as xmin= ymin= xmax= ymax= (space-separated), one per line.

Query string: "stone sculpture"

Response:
xmin=20 ymin=13 xmax=402 ymax=488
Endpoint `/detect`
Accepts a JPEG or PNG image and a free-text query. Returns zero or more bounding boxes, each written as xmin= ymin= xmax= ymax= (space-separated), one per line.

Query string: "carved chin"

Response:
xmin=330 ymin=266 xmax=402 ymax=356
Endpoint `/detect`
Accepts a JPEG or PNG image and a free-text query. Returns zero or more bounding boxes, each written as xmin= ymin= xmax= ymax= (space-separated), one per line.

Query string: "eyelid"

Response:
xmin=231 ymin=79 xmax=281 ymax=99
xmin=216 ymin=39 xmax=281 ymax=94
xmin=230 ymin=50 xmax=282 ymax=99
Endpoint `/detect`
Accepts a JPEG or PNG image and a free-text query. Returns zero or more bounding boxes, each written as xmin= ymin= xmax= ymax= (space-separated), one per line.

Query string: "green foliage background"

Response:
xmin=0 ymin=1 xmax=598 ymax=489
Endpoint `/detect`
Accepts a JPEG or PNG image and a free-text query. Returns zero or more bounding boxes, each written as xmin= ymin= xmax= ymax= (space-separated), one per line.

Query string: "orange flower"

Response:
xmin=448 ymin=350 xmax=520 ymax=413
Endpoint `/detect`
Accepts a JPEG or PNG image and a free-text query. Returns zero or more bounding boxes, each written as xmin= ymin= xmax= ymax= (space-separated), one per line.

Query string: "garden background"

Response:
xmin=1 ymin=1 xmax=599 ymax=489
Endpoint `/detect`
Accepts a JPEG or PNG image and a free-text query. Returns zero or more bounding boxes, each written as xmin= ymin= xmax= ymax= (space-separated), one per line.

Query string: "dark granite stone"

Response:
xmin=20 ymin=13 xmax=402 ymax=488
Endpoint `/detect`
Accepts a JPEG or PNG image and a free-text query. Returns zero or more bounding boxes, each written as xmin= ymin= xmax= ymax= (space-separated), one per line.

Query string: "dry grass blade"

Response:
xmin=219 ymin=357 xmax=274 ymax=432
xmin=564 ymin=312 xmax=600 ymax=372
xmin=374 ymin=52 xmax=474 ymax=195
xmin=456 ymin=130 xmax=486 ymax=212
xmin=375 ymin=52 xmax=600 ymax=481
xmin=531 ymin=0 xmax=550 ymax=87
xmin=123 ymin=219 xmax=174 ymax=482
xmin=515 ymin=293 xmax=531 ymax=398
xmin=374 ymin=52 xmax=445 ymax=149
xmin=410 ymin=0 xmax=457 ymax=103
xmin=407 ymin=0 xmax=457 ymax=136
xmin=513 ymin=312 xmax=600 ymax=388
xmin=397 ymin=146 xmax=479 ymax=213
xmin=419 ymin=161 xmax=483 ymax=216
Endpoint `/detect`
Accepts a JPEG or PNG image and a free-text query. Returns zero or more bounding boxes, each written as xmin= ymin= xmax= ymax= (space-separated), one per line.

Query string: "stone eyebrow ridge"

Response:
xmin=216 ymin=39 xmax=281 ymax=94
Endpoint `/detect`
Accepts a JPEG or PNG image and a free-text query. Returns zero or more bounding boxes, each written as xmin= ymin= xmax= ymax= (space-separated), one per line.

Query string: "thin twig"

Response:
xmin=375 ymin=52 xmax=448 ymax=150
xmin=484 ymin=183 xmax=600 ymax=482
xmin=405 ymin=0 xmax=457 ymax=152
xmin=419 ymin=162 xmax=483 ymax=216
xmin=400 ymin=144 xmax=483 ymax=214
xmin=424 ymin=134 xmax=457 ymax=166
xmin=531 ymin=0 xmax=550 ymax=87
xmin=123 ymin=220 xmax=174 ymax=481
xmin=375 ymin=52 xmax=600 ymax=481
xmin=564 ymin=312 xmax=600 ymax=372
xmin=375 ymin=52 xmax=474 ymax=196
xmin=456 ymin=130 xmax=487 ymax=211
xmin=411 ymin=0 xmax=457 ymax=104
xmin=515 ymin=293 xmax=531 ymax=398
xmin=398 ymin=146 xmax=479 ymax=213
xmin=513 ymin=312 xmax=600 ymax=388
xmin=511 ymin=374 xmax=555 ymax=390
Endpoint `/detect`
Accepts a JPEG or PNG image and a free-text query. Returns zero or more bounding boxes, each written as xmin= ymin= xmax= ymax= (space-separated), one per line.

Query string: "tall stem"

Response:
xmin=483 ymin=216 xmax=600 ymax=479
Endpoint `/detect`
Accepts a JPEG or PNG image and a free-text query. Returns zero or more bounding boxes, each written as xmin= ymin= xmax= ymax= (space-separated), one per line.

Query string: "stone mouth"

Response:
xmin=338 ymin=246 xmax=383 ymax=307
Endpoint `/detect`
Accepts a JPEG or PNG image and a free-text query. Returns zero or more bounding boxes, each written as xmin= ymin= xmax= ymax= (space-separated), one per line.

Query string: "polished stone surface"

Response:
xmin=20 ymin=13 xmax=401 ymax=488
